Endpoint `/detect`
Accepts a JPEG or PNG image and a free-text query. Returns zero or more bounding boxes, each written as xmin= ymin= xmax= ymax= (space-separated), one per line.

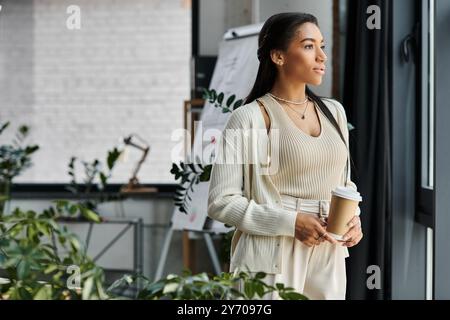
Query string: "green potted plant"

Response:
xmin=0 ymin=123 xmax=117 ymax=299
xmin=0 ymin=202 xmax=105 ymax=299
xmin=0 ymin=121 xmax=39 ymax=218
xmin=108 ymin=269 xmax=308 ymax=300
xmin=65 ymin=147 xmax=122 ymax=213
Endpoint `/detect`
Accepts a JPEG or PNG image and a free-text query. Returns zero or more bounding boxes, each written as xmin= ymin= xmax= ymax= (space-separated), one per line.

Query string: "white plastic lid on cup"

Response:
xmin=331 ymin=186 xmax=362 ymax=202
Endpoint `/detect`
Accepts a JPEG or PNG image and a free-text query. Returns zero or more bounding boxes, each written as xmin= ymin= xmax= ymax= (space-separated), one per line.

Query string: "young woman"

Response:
xmin=207 ymin=12 xmax=363 ymax=300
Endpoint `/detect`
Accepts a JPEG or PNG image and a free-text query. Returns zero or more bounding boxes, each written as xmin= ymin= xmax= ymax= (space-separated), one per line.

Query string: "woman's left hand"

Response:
xmin=341 ymin=215 xmax=363 ymax=247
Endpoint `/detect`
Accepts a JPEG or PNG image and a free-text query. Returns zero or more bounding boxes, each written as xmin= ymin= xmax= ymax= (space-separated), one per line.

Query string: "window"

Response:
xmin=415 ymin=0 xmax=434 ymax=228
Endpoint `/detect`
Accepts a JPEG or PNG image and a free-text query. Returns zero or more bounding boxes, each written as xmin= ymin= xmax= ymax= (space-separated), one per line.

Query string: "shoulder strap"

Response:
xmin=322 ymin=98 xmax=351 ymax=187
xmin=256 ymin=98 xmax=271 ymax=133
xmin=324 ymin=99 xmax=339 ymax=122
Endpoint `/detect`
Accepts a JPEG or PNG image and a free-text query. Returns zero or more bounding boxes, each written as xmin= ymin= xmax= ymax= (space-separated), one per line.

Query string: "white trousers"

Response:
xmin=234 ymin=194 xmax=348 ymax=300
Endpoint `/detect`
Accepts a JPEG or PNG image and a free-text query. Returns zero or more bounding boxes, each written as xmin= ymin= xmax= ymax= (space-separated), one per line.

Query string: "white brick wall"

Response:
xmin=0 ymin=0 xmax=191 ymax=183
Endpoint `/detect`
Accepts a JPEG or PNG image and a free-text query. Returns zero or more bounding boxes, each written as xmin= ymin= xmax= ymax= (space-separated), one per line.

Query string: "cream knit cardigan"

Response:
xmin=207 ymin=95 xmax=359 ymax=274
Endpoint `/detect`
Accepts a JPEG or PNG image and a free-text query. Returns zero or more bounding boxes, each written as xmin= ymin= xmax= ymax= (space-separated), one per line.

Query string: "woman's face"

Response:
xmin=273 ymin=22 xmax=328 ymax=86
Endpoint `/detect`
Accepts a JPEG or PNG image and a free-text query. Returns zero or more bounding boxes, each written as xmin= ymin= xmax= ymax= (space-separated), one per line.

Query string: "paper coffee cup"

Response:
xmin=327 ymin=186 xmax=362 ymax=241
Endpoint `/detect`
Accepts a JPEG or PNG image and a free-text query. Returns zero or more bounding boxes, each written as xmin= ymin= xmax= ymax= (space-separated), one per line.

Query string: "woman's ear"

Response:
xmin=270 ymin=49 xmax=284 ymax=66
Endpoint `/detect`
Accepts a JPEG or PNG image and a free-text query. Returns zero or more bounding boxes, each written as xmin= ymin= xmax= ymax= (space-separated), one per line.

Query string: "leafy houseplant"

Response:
xmin=0 ymin=202 xmax=105 ymax=300
xmin=170 ymin=158 xmax=211 ymax=214
xmin=0 ymin=121 xmax=39 ymax=218
xmin=0 ymin=203 xmax=306 ymax=300
xmin=0 ymin=121 xmax=121 ymax=299
xmin=108 ymin=269 xmax=308 ymax=300
xmin=0 ymin=201 xmax=307 ymax=301
xmin=202 ymin=88 xmax=244 ymax=114
xmin=65 ymin=147 xmax=122 ymax=213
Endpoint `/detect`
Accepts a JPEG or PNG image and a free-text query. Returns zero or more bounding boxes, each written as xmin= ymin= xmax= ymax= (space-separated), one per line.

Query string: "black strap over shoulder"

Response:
xmin=255 ymin=98 xmax=271 ymax=133
xmin=318 ymin=98 xmax=351 ymax=187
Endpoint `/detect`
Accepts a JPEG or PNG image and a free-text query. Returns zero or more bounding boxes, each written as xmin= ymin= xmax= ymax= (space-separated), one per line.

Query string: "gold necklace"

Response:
xmin=268 ymin=93 xmax=309 ymax=105
xmin=283 ymin=100 xmax=311 ymax=120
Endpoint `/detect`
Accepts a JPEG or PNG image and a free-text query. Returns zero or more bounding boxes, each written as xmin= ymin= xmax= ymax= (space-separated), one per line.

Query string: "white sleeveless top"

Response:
xmin=256 ymin=93 xmax=348 ymax=201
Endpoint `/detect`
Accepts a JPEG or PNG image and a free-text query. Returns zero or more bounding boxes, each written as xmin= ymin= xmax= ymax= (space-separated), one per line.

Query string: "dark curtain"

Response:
xmin=343 ymin=0 xmax=392 ymax=300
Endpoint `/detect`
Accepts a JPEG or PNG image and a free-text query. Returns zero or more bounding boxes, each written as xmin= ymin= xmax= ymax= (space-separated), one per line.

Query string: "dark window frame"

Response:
xmin=433 ymin=0 xmax=450 ymax=299
xmin=415 ymin=0 xmax=434 ymax=229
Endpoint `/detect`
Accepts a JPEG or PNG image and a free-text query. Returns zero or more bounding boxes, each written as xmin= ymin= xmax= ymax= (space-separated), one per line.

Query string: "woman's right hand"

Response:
xmin=294 ymin=212 xmax=338 ymax=247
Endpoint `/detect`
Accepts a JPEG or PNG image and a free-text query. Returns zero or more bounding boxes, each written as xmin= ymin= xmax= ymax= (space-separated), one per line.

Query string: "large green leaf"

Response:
xmin=0 ymin=121 xmax=10 ymax=135
xmin=34 ymin=285 xmax=53 ymax=300
xmin=217 ymin=92 xmax=224 ymax=104
xmin=80 ymin=207 xmax=101 ymax=223
xmin=17 ymin=260 xmax=30 ymax=280
xmin=244 ymin=282 xmax=254 ymax=299
xmin=226 ymin=95 xmax=236 ymax=107
xmin=82 ymin=277 xmax=94 ymax=300
xmin=233 ymin=99 xmax=244 ymax=110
